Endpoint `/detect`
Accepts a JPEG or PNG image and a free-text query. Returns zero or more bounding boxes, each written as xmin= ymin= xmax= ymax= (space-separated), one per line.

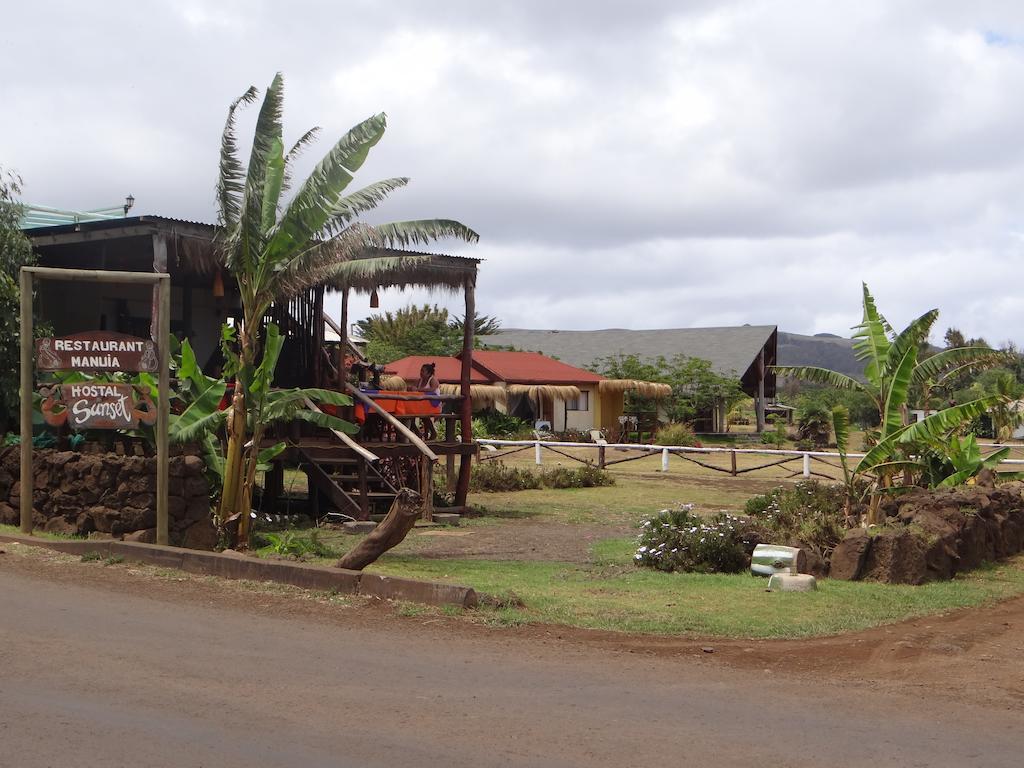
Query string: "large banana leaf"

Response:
xmin=235 ymin=74 xmax=284 ymax=275
xmin=856 ymin=395 xmax=1006 ymax=474
xmin=880 ymin=334 xmax=919 ymax=441
xmin=770 ymin=366 xmax=867 ymax=393
xmin=911 ymin=346 xmax=1015 ymax=386
xmin=169 ymin=392 xmax=227 ymax=445
xmin=266 ymin=112 xmax=388 ymax=261
xmin=852 ymin=283 xmax=892 ymax=388
xmin=326 ymin=177 xmax=410 ymax=232
xmin=216 ymin=86 xmax=259 ymax=226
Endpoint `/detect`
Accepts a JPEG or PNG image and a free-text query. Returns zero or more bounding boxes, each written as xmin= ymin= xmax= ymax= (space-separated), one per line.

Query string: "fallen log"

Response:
xmin=335 ymin=487 xmax=422 ymax=571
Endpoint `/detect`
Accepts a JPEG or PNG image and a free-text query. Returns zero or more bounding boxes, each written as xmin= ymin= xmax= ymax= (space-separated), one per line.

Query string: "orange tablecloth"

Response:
xmin=354 ymin=389 xmax=442 ymax=424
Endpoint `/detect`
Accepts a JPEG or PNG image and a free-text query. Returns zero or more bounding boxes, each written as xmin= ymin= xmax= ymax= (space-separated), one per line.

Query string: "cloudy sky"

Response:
xmin=4 ymin=1 xmax=1024 ymax=344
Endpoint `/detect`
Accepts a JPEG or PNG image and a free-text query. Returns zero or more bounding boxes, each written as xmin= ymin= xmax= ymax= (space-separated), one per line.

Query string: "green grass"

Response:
xmin=366 ymin=549 xmax=1024 ymax=638
xmin=0 ymin=523 xmax=79 ymax=540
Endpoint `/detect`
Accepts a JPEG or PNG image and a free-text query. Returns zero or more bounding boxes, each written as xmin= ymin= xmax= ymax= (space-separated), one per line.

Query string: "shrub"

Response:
xmin=655 ymin=422 xmax=698 ymax=447
xmin=469 ymin=461 xmax=542 ymax=492
xmin=744 ymin=481 xmax=847 ymax=559
xmin=470 ymin=461 xmax=614 ymax=492
xmin=256 ymin=530 xmax=340 ymax=559
xmin=538 ymin=463 xmax=614 ymax=488
xmin=797 ymin=402 xmax=832 ymax=448
xmin=472 ymin=410 xmax=532 ymax=439
xmin=634 ymin=505 xmax=756 ymax=573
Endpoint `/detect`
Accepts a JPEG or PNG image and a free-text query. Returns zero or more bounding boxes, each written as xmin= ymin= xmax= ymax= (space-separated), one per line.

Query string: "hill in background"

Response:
xmin=776 ymin=331 xmax=861 ymax=379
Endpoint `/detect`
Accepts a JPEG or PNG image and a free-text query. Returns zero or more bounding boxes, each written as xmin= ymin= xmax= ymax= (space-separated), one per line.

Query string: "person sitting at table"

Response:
xmin=414 ymin=362 xmax=440 ymax=440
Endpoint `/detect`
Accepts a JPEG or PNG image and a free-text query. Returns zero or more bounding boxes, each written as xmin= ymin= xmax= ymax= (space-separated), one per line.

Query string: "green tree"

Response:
xmin=591 ymin=353 xmax=744 ymax=425
xmin=357 ymin=304 xmax=462 ymax=362
xmin=776 ymin=284 xmax=1011 ymax=523
xmin=214 ymin=74 xmax=477 ymax=543
xmin=0 ymin=169 xmax=36 ymax=432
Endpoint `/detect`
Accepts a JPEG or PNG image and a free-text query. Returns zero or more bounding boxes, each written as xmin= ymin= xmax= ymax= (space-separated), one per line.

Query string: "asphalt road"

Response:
xmin=0 ymin=568 xmax=1020 ymax=768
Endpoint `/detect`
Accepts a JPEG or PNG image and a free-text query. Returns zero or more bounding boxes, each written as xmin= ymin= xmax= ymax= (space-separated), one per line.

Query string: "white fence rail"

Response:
xmin=476 ymin=439 xmax=1024 ymax=479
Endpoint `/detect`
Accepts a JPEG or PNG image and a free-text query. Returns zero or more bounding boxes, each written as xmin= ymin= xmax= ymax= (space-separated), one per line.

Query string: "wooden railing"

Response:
xmin=477 ymin=439 xmax=1024 ymax=479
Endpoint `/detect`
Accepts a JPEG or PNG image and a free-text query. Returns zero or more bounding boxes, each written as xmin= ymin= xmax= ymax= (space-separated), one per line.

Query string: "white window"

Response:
xmin=566 ymin=391 xmax=590 ymax=411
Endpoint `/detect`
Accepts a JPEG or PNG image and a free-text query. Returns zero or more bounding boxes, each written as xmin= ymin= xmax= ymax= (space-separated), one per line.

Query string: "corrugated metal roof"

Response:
xmin=23 ymin=215 xmax=216 ymax=238
xmin=482 ymin=326 xmax=778 ymax=379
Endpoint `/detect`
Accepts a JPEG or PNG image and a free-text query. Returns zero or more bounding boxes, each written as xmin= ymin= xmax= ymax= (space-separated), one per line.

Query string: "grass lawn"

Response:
xmin=361 ymin=543 xmax=1024 ymax=639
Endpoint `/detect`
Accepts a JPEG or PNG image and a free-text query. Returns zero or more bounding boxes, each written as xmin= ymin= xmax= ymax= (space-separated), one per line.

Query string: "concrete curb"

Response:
xmin=0 ymin=534 xmax=477 ymax=608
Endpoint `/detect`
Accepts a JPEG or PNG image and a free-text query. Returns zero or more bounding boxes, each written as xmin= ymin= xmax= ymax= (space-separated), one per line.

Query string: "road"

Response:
xmin=0 ymin=563 xmax=1021 ymax=767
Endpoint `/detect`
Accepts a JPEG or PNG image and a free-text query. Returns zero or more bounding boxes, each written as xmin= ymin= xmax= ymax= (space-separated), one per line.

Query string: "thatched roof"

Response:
xmin=439 ymin=383 xmax=507 ymax=409
xmin=323 ymin=249 xmax=479 ymax=294
xmin=507 ymin=384 xmax=581 ymax=402
xmin=25 ymin=220 xmax=478 ymax=294
xmin=599 ymin=379 xmax=673 ymax=398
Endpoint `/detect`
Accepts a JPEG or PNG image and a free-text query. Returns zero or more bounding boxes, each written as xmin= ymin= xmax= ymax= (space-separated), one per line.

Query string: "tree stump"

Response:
xmin=335 ymin=488 xmax=422 ymax=571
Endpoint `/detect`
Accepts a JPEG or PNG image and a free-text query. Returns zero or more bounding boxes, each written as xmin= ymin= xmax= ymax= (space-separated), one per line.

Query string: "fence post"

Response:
xmin=597 ymin=445 xmax=606 ymax=469
xmin=802 ymin=452 xmax=811 ymax=478
xmin=661 ymin=447 xmax=670 ymax=472
xmin=535 ymin=440 xmax=542 ymax=465
xmin=730 ymin=450 xmax=737 ymax=477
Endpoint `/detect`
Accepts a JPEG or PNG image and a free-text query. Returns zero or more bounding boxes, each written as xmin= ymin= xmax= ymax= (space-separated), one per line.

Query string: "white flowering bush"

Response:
xmin=634 ymin=505 xmax=755 ymax=573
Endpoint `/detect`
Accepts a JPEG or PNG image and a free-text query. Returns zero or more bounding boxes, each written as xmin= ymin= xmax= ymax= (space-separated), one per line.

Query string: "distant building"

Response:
xmin=481 ymin=326 xmax=778 ymax=432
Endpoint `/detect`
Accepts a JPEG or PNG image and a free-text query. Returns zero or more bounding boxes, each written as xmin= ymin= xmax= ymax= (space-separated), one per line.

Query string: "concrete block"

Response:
xmin=767 ymin=573 xmax=818 ymax=592
xmin=432 ymin=513 xmax=461 ymax=527
xmin=359 ymin=572 xmax=478 ymax=608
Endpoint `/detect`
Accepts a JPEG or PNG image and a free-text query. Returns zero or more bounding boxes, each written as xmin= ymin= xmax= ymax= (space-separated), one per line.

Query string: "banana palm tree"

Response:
xmin=775 ymin=284 xmax=1011 ymax=523
xmin=215 ymin=74 xmax=478 ymax=542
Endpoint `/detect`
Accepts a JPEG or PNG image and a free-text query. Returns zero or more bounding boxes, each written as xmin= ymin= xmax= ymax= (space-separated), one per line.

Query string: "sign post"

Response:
xmin=19 ymin=267 xmax=172 ymax=544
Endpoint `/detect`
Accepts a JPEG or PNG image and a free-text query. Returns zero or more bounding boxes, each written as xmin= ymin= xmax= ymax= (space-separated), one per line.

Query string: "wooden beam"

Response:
xmin=345 ymin=383 xmax=439 ymax=461
xmin=156 ymin=274 xmax=171 ymax=546
xmin=22 ymin=266 xmax=167 ymax=285
xmin=755 ymin=349 xmax=766 ymax=433
xmin=338 ymin=287 xmax=348 ymax=385
xmin=455 ymin=273 xmax=476 ymax=507
xmin=19 ymin=269 xmax=33 ymax=534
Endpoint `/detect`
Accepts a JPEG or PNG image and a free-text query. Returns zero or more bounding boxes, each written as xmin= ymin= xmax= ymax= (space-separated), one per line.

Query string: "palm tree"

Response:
xmin=215 ymin=74 xmax=478 ymax=542
xmin=775 ymin=284 xmax=1011 ymax=523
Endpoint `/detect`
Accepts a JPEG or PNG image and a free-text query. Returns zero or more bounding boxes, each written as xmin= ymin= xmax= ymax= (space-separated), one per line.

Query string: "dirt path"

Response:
xmin=402 ymin=520 xmax=630 ymax=562
xmin=1 ymin=545 xmax=1022 ymax=767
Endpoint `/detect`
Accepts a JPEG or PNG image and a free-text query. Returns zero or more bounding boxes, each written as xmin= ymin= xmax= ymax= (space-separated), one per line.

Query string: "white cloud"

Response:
xmin=5 ymin=0 xmax=1024 ymax=345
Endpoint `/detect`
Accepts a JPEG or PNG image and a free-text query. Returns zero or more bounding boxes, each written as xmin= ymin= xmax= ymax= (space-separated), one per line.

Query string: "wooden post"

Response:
xmin=156 ymin=274 xmax=170 ymax=545
xmin=312 ymin=286 xmax=324 ymax=388
xmin=597 ymin=445 xmax=606 ymax=469
xmin=454 ymin=274 xmax=476 ymax=507
xmin=755 ymin=349 xmax=766 ymax=433
xmin=535 ymin=440 xmax=542 ymax=465
xmin=661 ymin=447 xmax=670 ymax=472
xmin=19 ymin=268 xmax=33 ymax=534
xmin=421 ymin=458 xmax=434 ymax=522
xmin=357 ymin=457 xmax=369 ymax=521
xmin=730 ymin=450 xmax=738 ymax=476
xmin=446 ymin=452 xmax=456 ymax=492
xmin=338 ymin=287 xmax=349 ymax=386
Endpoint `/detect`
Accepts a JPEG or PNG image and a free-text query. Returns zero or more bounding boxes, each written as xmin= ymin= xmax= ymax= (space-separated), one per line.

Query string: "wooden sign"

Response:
xmin=35 ymin=331 xmax=158 ymax=373
xmin=39 ymin=383 xmax=157 ymax=430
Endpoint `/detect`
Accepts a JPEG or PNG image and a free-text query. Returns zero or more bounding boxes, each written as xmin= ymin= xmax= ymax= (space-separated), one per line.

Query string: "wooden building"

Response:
xmin=25 ymin=216 xmax=481 ymax=518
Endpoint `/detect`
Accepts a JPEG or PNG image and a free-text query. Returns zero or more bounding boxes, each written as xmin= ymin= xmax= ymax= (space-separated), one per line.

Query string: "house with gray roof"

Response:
xmin=481 ymin=326 xmax=777 ymax=432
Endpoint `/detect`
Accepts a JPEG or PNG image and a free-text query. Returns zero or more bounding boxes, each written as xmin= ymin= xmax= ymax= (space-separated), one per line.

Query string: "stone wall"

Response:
xmin=831 ymin=481 xmax=1024 ymax=584
xmin=0 ymin=447 xmax=216 ymax=549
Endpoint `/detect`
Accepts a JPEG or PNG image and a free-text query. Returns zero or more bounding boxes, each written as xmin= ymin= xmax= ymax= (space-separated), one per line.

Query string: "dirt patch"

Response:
xmin=407 ymin=520 xmax=630 ymax=562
